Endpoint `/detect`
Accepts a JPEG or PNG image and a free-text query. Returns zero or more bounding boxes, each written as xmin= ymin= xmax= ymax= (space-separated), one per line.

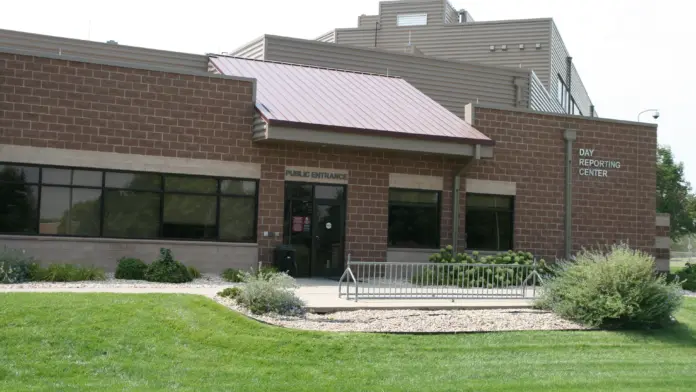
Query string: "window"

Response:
xmin=388 ymin=189 xmax=440 ymax=248
xmin=0 ymin=163 xmax=258 ymax=243
xmin=465 ymin=194 xmax=514 ymax=251
xmin=0 ymin=165 xmax=40 ymax=234
xmin=397 ymin=13 xmax=428 ymax=26
xmin=556 ymin=75 xmax=570 ymax=110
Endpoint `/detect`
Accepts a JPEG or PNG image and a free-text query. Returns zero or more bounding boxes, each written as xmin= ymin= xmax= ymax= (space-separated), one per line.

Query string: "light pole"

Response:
xmin=637 ymin=109 xmax=660 ymax=122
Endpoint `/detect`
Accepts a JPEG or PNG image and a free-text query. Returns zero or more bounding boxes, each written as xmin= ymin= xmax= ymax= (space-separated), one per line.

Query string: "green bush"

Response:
xmin=188 ymin=266 xmax=202 ymax=279
xmin=39 ymin=264 xmax=106 ymax=282
xmin=115 ymin=257 xmax=148 ymax=280
xmin=234 ymin=270 xmax=304 ymax=315
xmin=218 ymin=287 xmax=242 ymax=299
xmin=536 ymin=244 xmax=683 ymax=329
xmin=673 ymin=263 xmax=696 ymax=291
xmin=413 ymin=246 xmax=550 ymax=287
xmin=0 ymin=247 xmax=37 ymax=284
xmin=221 ymin=268 xmax=243 ymax=282
xmin=144 ymin=248 xmax=192 ymax=283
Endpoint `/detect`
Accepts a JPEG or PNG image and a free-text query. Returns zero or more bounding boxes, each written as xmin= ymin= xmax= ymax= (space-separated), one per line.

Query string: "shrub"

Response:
xmin=673 ymin=263 xmax=696 ymax=291
xmin=188 ymin=266 xmax=202 ymax=279
xmin=115 ymin=257 xmax=148 ymax=280
xmin=234 ymin=270 xmax=304 ymax=315
xmin=218 ymin=287 xmax=242 ymax=299
xmin=144 ymin=248 xmax=192 ymax=283
xmin=40 ymin=264 xmax=106 ymax=282
xmin=414 ymin=246 xmax=550 ymax=287
xmin=0 ymin=247 xmax=37 ymax=284
xmin=536 ymin=244 xmax=683 ymax=329
xmin=221 ymin=268 xmax=243 ymax=283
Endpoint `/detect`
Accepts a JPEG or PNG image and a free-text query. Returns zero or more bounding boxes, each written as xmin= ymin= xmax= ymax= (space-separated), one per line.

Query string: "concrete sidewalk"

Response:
xmin=0 ymin=278 xmax=535 ymax=312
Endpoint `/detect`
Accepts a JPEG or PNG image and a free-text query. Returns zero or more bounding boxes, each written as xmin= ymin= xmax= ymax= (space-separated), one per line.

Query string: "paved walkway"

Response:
xmin=0 ymin=278 xmax=535 ymax=311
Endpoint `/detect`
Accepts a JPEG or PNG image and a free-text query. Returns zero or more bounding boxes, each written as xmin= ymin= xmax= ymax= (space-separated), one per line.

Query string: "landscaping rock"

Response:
xmin=214 ymin=296 xmax=588 ymax=333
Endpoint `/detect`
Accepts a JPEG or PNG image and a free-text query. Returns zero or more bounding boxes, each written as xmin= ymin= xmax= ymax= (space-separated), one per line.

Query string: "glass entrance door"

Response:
xmin=284 ymin=183 xmax=345 ymax=278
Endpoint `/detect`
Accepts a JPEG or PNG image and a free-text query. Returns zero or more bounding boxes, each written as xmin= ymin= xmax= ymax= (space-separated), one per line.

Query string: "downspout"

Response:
xmin=374 ymin=21 xmax=379 ymax=47
xmin=452 ymin=145 xmax=480 ymax=251
xmin=562 ymin=129 xmax=577 ymax=259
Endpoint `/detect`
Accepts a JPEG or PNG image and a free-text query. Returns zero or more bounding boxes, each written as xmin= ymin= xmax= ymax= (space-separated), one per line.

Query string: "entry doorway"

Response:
xmin=283 ymin=182 xmax=346 ymax=278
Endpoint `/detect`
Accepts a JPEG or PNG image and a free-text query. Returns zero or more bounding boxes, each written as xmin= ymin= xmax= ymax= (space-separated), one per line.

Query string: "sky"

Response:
xmin=2 ymin=0 xmax=693 ymax=185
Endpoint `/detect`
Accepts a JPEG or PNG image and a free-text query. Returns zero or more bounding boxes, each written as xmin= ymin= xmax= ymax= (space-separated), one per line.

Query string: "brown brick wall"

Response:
xmin=0 ymin=53 xmax=657 ymax=266
xmin=0 ymin=52 xmax=468 ymax=265
xmin=471 ymin=108 xmax=657 ymax=261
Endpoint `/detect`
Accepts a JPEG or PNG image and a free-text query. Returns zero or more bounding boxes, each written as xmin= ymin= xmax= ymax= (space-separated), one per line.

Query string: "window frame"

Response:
xmin=0 ymin=162 xmax=259 ymax=243
xmin=387 ymin=187 xmax=442 ymax=249
xmin=464 ymin=193 xmax=515 ymax=252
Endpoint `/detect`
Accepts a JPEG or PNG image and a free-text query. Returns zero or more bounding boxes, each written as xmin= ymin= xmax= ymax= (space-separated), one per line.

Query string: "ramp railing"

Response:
xmin=338 ymin=255 xmax=544 ymax=302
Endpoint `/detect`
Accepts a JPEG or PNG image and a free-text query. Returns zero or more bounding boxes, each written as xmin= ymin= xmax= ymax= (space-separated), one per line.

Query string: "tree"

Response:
xmin=657 ymin=145 xmax=696 ymax=240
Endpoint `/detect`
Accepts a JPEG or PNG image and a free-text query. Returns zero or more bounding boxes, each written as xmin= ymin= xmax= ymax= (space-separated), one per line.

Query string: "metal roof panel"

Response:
xmin=210 ymin=56 xmax=492 ymax=144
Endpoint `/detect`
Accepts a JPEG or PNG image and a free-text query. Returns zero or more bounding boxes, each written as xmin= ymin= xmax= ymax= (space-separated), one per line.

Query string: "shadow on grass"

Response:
xmin=616 ymin=321 xmax=696 ymax=347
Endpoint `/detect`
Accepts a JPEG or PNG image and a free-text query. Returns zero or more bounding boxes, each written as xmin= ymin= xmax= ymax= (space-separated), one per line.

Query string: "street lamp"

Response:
xmin=637 ymin=109 xmax=660 ymax=122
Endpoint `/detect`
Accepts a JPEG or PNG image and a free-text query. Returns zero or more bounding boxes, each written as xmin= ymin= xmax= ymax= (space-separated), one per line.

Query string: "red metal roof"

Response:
xmin=209 ymin=56 xmax=492 ymax=144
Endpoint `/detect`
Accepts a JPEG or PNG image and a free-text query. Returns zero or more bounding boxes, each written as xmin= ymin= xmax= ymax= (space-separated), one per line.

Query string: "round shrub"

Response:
xmin=674 ymin=263 xmax=696 ymax=291
xmin=536 ymin=244 xmax=683 ymax=329
xmin=144 ymin=248 xmax=192 ymax=283
xmin=218 ymin=287 xmax=241 ymax=299
xmin=115 ymin=257 xmax=148 ymax=280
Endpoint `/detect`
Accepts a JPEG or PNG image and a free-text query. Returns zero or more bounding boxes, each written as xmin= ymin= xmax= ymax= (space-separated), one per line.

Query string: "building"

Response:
xmin=312 ymin=0 xmax=595 ymax=117
xmin=0 ymin=24 xmax=666 ymax=275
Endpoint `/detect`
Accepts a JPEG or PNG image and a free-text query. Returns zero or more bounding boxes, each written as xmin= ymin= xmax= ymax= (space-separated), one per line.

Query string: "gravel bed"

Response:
xmin=213 ymin=296 xmax=588 ymax=333
xmin=3 ymin=273 xmax=230 ymax=289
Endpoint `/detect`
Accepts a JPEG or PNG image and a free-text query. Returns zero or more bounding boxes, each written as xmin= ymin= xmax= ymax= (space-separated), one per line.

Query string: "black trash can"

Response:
xmin=274 ymin=245 xmax=297 ymax=276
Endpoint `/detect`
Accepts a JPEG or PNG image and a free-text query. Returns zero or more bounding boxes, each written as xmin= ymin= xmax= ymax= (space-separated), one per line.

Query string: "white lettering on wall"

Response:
xmin=578 ymin=148 xmax=621 ymax=178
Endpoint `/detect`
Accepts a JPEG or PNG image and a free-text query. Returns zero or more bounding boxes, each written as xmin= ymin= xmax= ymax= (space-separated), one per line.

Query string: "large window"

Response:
xmin=0 ymin=163 xmax=258 ymax=242
xmin=465 ymin=194 xmax=514 ymax=251
xmin=388 ymin=189 xmax=440 ymax=248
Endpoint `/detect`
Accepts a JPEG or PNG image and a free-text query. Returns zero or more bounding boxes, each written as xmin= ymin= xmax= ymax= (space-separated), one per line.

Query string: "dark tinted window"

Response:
xmin=388 ymin=189 xmax=440 ymax=248
xmin=164 ymin=175 xmax=217 ymax=193
xmin=39 ymin=187 xmax=101 ymax=236
xmin=219 ymin=197 xmax=256 ymax=242
xmin=0 ymin=165 xmax=40 ymax=183
xmin=105 ymin=172 xmax=161 ymax=190
xmin=221 ymin=179 xmax=256 ymax=196
xmin=162 ymin=195 xmax=217 ymax=239
xmin=103 ymin=190 xmax=160 ymax=238
xmin=465 ymin=194 xmax=514 ymax=251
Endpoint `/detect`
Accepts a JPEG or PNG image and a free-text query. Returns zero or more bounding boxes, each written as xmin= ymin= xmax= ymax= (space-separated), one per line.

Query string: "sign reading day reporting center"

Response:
xmin=578 ymin=149 xmax=621 ymax=178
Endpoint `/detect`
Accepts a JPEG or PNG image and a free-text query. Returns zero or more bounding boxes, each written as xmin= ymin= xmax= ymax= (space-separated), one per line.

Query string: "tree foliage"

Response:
xmin=657 ymin=145 xmax=696 ymax=240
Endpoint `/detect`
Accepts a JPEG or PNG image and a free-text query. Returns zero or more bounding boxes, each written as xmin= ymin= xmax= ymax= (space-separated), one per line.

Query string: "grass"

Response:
xmin=1 ymin=295 xmax=696 ymax=392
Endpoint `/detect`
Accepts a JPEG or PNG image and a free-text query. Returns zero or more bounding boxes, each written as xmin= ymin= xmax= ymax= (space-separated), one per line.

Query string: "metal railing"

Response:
xmin=338 ymin=256 xmax=544 ymax=302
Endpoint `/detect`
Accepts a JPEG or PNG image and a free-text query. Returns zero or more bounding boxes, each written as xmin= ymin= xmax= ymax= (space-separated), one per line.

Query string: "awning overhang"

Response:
xmin=252 ymin=115 xmax=494 ymax=158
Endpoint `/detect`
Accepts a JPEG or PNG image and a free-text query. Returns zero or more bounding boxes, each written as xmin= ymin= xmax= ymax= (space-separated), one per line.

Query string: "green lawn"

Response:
xmin=1 ymin=294 xmax=696 ymax=392
xmin=671 ymin=259 xmax=690 ymax=273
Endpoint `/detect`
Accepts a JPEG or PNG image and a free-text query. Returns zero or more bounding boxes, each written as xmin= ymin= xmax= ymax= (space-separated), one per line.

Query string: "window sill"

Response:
xmin=0 ymin=234 xmax=258 ymax=248
xmin=387 ymin=247 xmax=438 ymax=253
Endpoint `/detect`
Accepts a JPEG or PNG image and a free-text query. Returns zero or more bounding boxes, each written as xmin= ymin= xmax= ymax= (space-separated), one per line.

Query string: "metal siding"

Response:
xmin=443 ymin=1 xmax=459 ymax=24
xmin=261 ymin=35 xmax=530 ymax=114
xmin=529 ymin=70 xmax=565 ymax=114
xmin=358 ymin=15 xmax=380 ymax=28
xmin=336 ymin=17 xmax=553 ymax=85
xmin=210 ymin=56 xmax=492 ymax=143
xmin=315 ymin=30 xmax=337 ymax=43
xmin=230 ymin=36 xmax=265 ymax=60
xmin=550 ymin=22 xmax=594 ymax=116
xmin=0 ymin=28 xmax=208 ymax=72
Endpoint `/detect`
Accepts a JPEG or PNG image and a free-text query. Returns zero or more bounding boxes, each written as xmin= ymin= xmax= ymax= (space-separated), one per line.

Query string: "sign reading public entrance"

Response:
xmin=284 ymin=166 xmax=349 ymax=184
xmin=578 ymin=148 xmax=621 ymax=178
